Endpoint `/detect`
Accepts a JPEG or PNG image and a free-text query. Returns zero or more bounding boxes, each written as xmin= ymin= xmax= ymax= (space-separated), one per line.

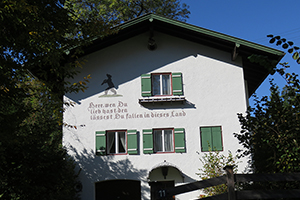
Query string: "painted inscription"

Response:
xmin=88 ymin=101 xmax=186 ymax=120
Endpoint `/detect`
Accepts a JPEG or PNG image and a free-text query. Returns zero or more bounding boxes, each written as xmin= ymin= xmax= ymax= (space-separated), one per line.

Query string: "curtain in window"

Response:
xmin=162 ymin=75 xmax=171 ymax=95
xmin=152 ymin=75 xmax=161 ymax=95
xmin=118 ymin=131 xmax=126 ymax=153
xmin=154 ymin=130 xmax=163 ymax=152
xmin=164 ymin=130 xmax=173 ymax=151
xmin=107 ymin=132 xmax=115 ymax=153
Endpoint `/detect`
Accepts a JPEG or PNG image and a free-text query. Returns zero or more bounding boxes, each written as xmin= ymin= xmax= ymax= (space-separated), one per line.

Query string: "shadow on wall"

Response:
xmin=68 ymin=145 xmax=149 ymax=199
xmin=66 ymin=31 xmax=239 ymax=103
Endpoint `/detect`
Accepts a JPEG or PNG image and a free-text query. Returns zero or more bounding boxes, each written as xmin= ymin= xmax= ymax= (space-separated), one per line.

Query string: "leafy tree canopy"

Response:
xmin=197 ymin=149 xmax=238 ymax=198
xmin=234 ymin=36 xmax=300 ymax=174
xmin=0 ymin=75 xmax=80 ymax=200
xmin=0 ymin=0 xmax=113 ymax=98
xmin=65 ymin=0 xmax=190 ymax=23
xmin=0 ymin=0 xmax=190 ymax=199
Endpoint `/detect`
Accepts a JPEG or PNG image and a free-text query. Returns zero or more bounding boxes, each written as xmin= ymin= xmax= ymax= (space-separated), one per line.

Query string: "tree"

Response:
xmin=0 ymin=75 xmax=81 ymax=199
xmin=65 ymin=0 xmax=190 ymax=23
xmin=0 ymin=0 xmax=113 ymax=97
xmin=197 ymin=149 xmax=238 ymax=198
xmin=234 ymin=66 xmax=300 ymax=195
xmin=267 ymin=34 xmax=300 ymax=64
xmin=1 ymin=0 xmax=190 ymax=199
xmin=1 ymin=0 xmax=190 ymax=109
xmin=0 ymin=0 xmax=108 ymax=199
xmin=234 ymin=36 xmax=300 ymax=194
xmin=234 ymin=73 xmax=300 ymax=173
xmin=234 ymin=35 xmax=300 ymax=174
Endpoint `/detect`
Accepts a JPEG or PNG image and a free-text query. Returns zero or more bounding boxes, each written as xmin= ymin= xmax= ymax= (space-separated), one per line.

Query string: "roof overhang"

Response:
xmin=78 ymin=13 xmax=285 ymax=96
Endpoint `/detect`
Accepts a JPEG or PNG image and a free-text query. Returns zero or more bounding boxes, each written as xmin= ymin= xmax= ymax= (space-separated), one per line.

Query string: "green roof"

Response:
xmin=120 ymin=14 xmax=283 ymax=55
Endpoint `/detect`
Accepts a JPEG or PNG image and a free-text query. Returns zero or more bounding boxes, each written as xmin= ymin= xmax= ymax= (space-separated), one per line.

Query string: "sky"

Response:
xmin=180 ymin=0 xmax=300 ymax=106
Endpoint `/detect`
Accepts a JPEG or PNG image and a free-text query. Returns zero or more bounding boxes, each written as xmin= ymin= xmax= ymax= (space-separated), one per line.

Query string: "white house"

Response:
xmin=63 ymin=14 xmax=284 ymax=200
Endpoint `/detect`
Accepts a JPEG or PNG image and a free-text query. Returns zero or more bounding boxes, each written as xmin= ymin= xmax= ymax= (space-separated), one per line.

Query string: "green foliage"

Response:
xmin=236 ymin=35 xmax=300 ymax=174
xmin=234 ymin=62 xmax=300 ymax=174
xmin=248 ymin=54 xmax=278 ymax=75
xmin=197 ymin=149 xmax=238 ymax=197
xmin=0 ymin=76 xmax=80 ymax=200
xmin=267 ymin=34 xmax=300 ymax=64
xmin=65 ymin=0 xmax=190 ymax=23
xmin=0 ymin=1 xmax=93 ymax=198
xmin=0 ymin=0 xmax=112 ymax=99
xmin=234 ymin=36 xmax=300 ymax=197
xmin=0 ymin=0 xmax=190 ymax=198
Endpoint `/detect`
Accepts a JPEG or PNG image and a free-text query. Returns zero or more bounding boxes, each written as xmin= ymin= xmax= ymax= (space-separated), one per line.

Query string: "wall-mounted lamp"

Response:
xmin=161 ymin=166 xmax=169 ymax=179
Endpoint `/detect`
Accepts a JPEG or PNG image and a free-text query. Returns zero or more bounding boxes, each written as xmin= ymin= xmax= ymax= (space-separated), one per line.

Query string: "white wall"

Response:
xmin=63 ymin=31 xmax=248 ymax=200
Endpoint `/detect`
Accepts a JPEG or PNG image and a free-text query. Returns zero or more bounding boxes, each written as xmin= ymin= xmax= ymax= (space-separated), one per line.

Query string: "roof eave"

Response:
xmin=79 ymin=13 xmax=285 ymax=96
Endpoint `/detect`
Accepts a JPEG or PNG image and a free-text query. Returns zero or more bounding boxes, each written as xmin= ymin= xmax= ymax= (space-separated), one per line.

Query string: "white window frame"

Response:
xmin=152 ymin=73 xmax=172 ymax=96
xmin=107 ymin=130 xmax=127 ymax=154
xmin=153 ymin=129 xmax=174 ymax=153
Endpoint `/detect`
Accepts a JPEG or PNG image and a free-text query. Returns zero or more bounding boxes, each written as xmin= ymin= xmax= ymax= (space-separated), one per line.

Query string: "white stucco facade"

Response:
xmin=62 ymin=13 xmax=284 ymax=200
xmin=63 ymin=31 xmax=249 ymax=200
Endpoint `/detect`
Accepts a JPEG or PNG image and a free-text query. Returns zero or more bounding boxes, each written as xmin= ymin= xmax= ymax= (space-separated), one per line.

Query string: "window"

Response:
xmin=141 ymin=72 xmax=183 ymax=97
xmin=96 ymin=130 xmax=138 ymax=155
xmin=200 ymin=126 xmax=223 ymax=151
xmin=143 ymin=128 xmax=186 ymax=154
xmin=152 ymin=73 xmax=171 ymax=96
xmin=107 ymin=131 xmax=126 ymax=154
xmin=153 ymin=129 xmax=174 ymax=152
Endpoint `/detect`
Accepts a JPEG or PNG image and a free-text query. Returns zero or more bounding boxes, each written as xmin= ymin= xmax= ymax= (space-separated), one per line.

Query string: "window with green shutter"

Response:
xmin=174 ymin=128 xmax=186 ymax=153
xmin=143 ymin=128 xmax=186 ymax=154
xmin=96 ymin=131 xmax=106 ymax=155
xmin=172 ymin=73 xmax=183 ymax=95
xmin=107 ymin=130 xmax=126 ymax=154
xmin=141 ymin=74 xmax=152 ymax=97
xmin=141 ymin=72 xmax=183 ymax=97
xmin=153 ymin=129 xmax=173 ymax=152
xmin=95 ymin=130 xmax=138 ymax=155
xmin=127 ymin=130 xmax=138 ymax=155
xmin=200 ymin=126 xmax=223 ymax=152
xmin=142 ymin=129 xmax=153 ymax=154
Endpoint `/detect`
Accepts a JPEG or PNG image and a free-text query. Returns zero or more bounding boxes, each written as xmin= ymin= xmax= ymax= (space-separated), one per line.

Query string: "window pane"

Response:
xmin=152 ymin=75 xmax=161 ymax=95
xmin=118 ymin=131 xmax=126 ymax=153
xmin=107 ymin=132 xmax=115 ymax=154
xmin=162 ymin=75 xmax=171 ymax=95
xmin=154 ymin=130 xmax=163 ymax=152
xmin=164 ymin=130 xmax=173 ymax=152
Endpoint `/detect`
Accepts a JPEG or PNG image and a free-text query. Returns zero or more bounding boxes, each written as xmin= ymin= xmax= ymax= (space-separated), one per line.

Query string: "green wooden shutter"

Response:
xmin=127 ymin=130 xmax=138 ymax=155
xmin=143 ymin=129 xmax=153 ymax=154
xmin=211 ymin=126 xmax=223 ymax=151
xmin=200 ymin=127 xmax=212 ymax=152
xmin=174 ymin=128 xmax=186 ymax=153
xmin=96 ymin=131 xmax=106 ymax=155
xmin=141 ymin=74 xmax=152 ymax=97
xmin=172 ymin=72 xmax=183 ymax=95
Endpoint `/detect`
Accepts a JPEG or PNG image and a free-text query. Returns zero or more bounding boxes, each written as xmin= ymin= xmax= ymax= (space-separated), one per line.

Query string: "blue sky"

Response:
xmin=181 ymin=0 xmax=300 ymax=106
